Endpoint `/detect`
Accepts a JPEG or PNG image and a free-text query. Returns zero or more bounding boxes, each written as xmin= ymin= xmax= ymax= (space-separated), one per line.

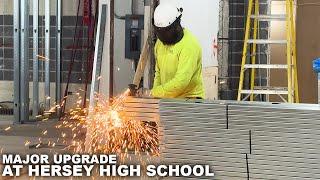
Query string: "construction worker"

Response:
xmin=151 ymin=3 xmax=205 ymax=99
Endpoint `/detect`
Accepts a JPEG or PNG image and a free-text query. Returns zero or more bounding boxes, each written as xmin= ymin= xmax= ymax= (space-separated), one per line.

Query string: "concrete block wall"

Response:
xmin=0 ymin=81 xmax=85 ymax=110
xmin=222 ymin=0 xmax=269 ymax=100
xmin=0 ymin=0 xmax=146 ymax=110
xmin=0 ymin=16 xmax=88 ymax=84
xmin=0 ymin=0 xmax=89 ymax=109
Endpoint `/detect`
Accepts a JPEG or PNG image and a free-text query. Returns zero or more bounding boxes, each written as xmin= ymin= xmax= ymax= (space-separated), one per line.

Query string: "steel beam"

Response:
xmin=20 ymin=0 xmax=29 ymax=123
xmin=56 ymin=0 xmax=62 ymax=116
xmin=32 ymin=0 xmax=39 ymax=118
xmin=44 ymin=0 xmax=50 ymax=110
xmin=13 ymin=0 xmax=20 ymax=124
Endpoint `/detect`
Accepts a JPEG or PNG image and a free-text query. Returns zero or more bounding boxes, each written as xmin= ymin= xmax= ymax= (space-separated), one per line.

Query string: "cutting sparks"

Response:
xmin=42 ymin=130 xmax=48 ymax=135
xmin=58 ymin=88 xmax=160 ymax=158
xmin=25 ymin=140 xmax=31 ymax=146
xmin=4 ymin=126 xmax=11 ymax=131
xmin=30 ymin=87 xmax=160 ymax=163
xmin=57 ymin=90 xmax=159 ymax=157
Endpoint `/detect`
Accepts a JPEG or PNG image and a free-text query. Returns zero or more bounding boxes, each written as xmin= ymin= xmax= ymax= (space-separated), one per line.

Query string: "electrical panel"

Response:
xmin=125 ymin=15 xmax=144 ymax=60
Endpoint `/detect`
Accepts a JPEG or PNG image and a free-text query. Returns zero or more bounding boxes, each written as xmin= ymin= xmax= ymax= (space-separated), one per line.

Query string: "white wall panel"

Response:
xmin=160 ymin=0 xmax=219 ymax=67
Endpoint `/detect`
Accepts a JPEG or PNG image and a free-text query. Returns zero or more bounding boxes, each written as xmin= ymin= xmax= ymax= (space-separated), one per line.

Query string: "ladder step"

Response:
xmin=241 ymin=88 xmax=288 ymax=95
xmin=243 ymin=64 xmax=288 ymax=69
xmin=250 ymin=14 xmax=286 ymax=21
xmin=247 ymin=39 xmax=287 ymax=44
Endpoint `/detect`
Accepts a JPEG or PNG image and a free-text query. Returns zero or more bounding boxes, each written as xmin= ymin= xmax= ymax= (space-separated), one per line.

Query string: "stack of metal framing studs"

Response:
xmin=123 ymin=98 xmax=320 ymax=179
xmin=123 ymin=97 xmax=160 ymax=123
xmin=13 ymin=0 xmax=62 ymax=123
xmin=159 ymin=99 xmax=320 ymax=179
xmin=160 ymin=99 xmax=248 ymax=180
xmin=228 ymin=102 xmax=320 ymax=179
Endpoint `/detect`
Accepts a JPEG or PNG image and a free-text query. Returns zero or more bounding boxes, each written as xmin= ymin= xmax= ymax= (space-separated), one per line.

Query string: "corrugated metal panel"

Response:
xmin=160 ymin=100 xmax=247 ymax=180
xmin=124 ymin=98 xmax=320 ymax=179
xmin=248 ymin=131 xmax=320 ymax=179
xmin=123 ymin=97 xmax=160 ymax=122
xmin=249 ymin=154 xmax=320 ymax=180
xmin=228 ymin=102 xmax=320 ymax=179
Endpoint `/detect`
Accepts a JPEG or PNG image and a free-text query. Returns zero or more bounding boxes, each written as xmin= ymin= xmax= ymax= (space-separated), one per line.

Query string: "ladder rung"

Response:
xmin=247 ymin=39 xmax=287 ymax=44
xmin=254 ymin=86 xmax=287 ymax=90
xmin=243 ymin=64 xmax=288 ymax=69
xmin=240 ymin=88 xmax=288 ymax=95
xmin=250 ymin=15 xmax=286 ymax=21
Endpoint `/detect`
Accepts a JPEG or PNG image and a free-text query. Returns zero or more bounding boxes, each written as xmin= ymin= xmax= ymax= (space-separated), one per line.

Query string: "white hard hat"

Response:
xmin=154 ymin=3 xmax=183 ymax=28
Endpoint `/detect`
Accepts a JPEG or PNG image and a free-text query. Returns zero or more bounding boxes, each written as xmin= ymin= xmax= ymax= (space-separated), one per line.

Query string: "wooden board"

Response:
xmin=296 ymin=0 xmax=319 ymax=103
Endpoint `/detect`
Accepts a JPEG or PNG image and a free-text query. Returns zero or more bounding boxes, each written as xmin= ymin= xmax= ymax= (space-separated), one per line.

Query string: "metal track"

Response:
xmin=123 ymin=98 xmax=160 ymax=123
xmin=44 ymin=0 xmax=50 ymax=110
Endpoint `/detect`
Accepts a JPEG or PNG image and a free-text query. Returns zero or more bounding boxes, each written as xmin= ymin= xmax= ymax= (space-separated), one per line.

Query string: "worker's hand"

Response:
xmin=137 ymin=88 xmax=152 ymax=98
xmin=143 ymin=89 xmax=152 ymax=97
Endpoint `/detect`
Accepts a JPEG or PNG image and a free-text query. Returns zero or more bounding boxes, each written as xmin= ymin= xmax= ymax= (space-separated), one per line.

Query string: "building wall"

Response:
xmin=0 ymin=0 xmax=142 ymax=109
xmin=161 ymin=0 xmax=220 ymax=68
xmin=0 ymin=0 xmax=80 ymax=15
xmin=269 ymin=1 xmax=287 ymax=102
xmin=0 ymin=0 xmax=89 ymax=105
xmin=218 ymin=0 xmax=230 ymax=100
xmin=113 ymin=0 xmax=138 ymax=95
xmin=224 ymin=0 xmax=269 ymax=101
xmin=227 ymin=0 xmax=248 ymax=100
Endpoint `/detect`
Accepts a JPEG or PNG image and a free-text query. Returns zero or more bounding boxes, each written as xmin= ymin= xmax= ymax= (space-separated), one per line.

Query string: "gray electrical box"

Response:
xmin=125 ymin=15 xmax=144 ymax=60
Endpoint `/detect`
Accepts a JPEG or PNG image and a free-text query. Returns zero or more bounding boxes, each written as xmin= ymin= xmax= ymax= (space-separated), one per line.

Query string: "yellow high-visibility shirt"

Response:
xmin=151 ymin=29 xmax=205 ymax=99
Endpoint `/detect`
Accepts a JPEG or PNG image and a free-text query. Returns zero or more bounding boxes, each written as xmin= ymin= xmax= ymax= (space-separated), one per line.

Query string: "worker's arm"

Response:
xmin=151 ymin=46 xmax=199 ymax=98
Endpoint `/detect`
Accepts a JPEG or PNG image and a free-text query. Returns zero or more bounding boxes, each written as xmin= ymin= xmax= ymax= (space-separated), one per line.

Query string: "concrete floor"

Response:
xmin=0 ymin=115 xmax=13 ymax=125
xmin=0 ymin=119 xmax=72 ymax=154
xmin=0 ymin=118 xmax=70 ymax=179
xmin=0 ymin=118 xmax=159 ymax=179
